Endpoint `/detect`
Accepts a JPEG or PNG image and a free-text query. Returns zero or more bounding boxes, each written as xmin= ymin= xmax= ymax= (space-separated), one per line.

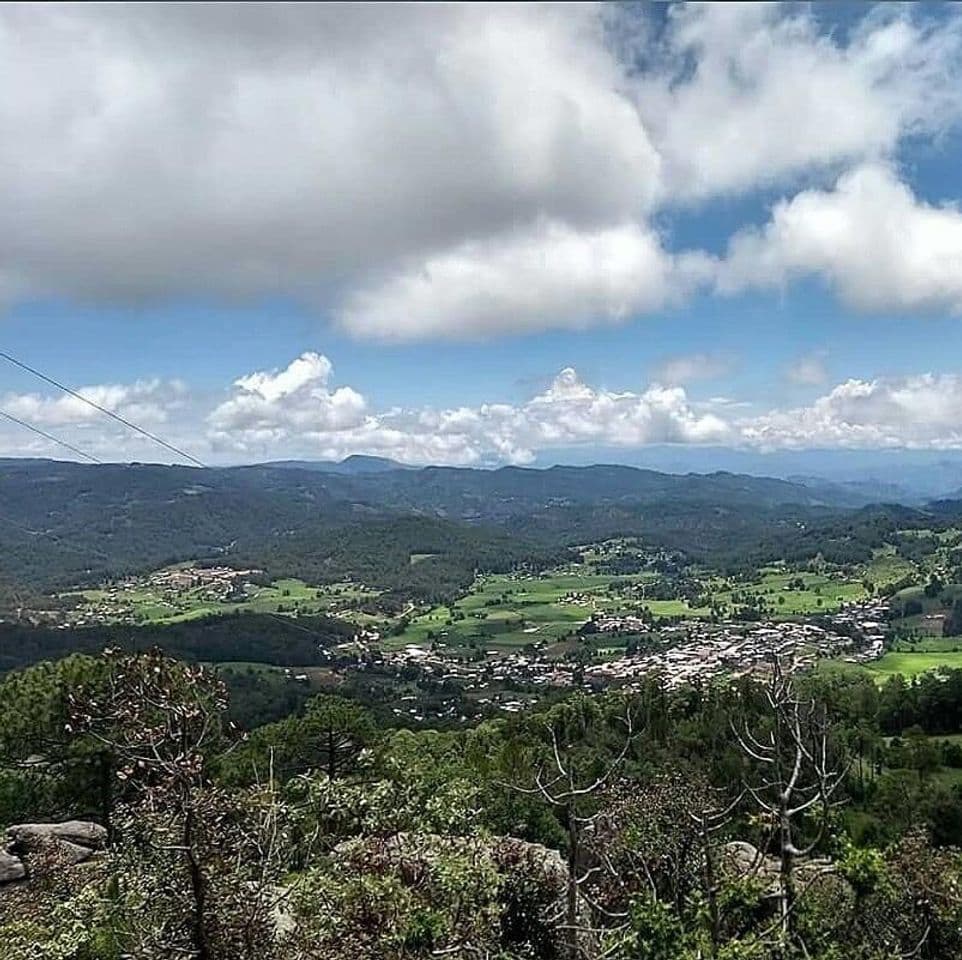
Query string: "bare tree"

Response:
xmin=689 ymin=790 xmax=744 ymax=955
xmin=732 ymin=656 xmax=849 ymax=948
xmin=510 ymin=698 xmax=635 ymax=960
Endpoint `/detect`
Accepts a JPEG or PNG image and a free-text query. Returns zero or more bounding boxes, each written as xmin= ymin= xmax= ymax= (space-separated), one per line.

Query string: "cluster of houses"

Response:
xmin=365 ymin=598 xmax=891 ymax=712
xmin=63 ymin=565 xmax=262 ymax=626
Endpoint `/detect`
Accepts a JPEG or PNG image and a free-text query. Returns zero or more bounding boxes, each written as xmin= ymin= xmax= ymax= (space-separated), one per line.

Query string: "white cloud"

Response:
xmin=0 ymin=3 xmax=660 ymax=312
xmin=6 ymin=357 xmax=962 ymax=465
xmin=786 ymin=354 xmax=829 ymax=387
xmin=740 ymin=374 xmax=962 ymax=450
xmin=338 ymin=220 xmax=712 ymax=340
xmin=720 ymin=164 xmax=962 ymax=312
xmin=205 ymin=361 xmax=732 ymax=464
xmin=2 ymin=4 xmax=960 ymax=337
xmin=208 ymin=352 xmax=367 ymax=439
xmin=651 ymin=352 xmax=734 ymax=386
xmin=635 ymin=4 xmax=962 ymax=199
xmin=1 ymin=379 xmax=185 ymax=428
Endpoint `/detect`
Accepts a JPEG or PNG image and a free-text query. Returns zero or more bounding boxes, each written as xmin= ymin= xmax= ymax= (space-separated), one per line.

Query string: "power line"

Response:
xmin=0 ymin=408 xmax=102 ymax=464
xmin=0 ymin=352 xmax=341 ymax=645
xmin=0 ymin=350 xmax=207 ymax=468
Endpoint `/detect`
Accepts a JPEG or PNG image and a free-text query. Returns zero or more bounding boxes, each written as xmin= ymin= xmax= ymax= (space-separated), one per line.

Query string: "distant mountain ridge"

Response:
xmin=0 ymin=456 xmax=948 ymax=598
xmin=262 ymin=454 xmax=412 ymax=474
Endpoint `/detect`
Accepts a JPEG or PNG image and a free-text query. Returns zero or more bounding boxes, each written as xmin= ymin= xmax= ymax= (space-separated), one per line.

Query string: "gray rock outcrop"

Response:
xmin=7 ymin=821 xmax=107 ymax=850
xmin=0 ymin=850 xmax=26 ymax=885
xmin=1 ymin=820 xmax=107 ymax=885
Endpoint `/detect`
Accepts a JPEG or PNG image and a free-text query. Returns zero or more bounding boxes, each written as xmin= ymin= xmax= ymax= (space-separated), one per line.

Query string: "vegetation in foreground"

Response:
xmin=2 ymin=648 xmax=962 ymax=960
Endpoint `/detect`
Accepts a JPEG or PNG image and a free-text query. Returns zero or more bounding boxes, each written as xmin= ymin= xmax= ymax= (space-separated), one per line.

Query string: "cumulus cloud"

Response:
xmin=5 ymin=357 xmax=962 ymax=465
xmin=338 ymin=221 xmax=712 ymax=340
xmin=635 ymin=4 xmax=962 ymax=199
xmin=208 ymin=353 xmax=367 ymax=440
xmin=205 ymin=361 xmax=732 ymax=464
xmin=1 ymin=3 xmax=659 ymax=311
xmin=719 ymin=164 xmax=962 ymax=312
xmin=740 ymin=374 xmax=962 ymax=450
xmin=3 ymin=3 xmax=961 ymax=335
xmin=2 ymin=379 xmax=185 ymax=428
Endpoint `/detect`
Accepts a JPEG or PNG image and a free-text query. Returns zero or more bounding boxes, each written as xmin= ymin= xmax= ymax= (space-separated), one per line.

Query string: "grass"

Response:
xmin=59 ymin=541 xmax=912 ymax=660
xmin=821 ymin=650 xmax=962 ymax=685
xmin=386 ymin=571 xmax=629 ymax=652
xmin=67 ymin=575 xmax=381 ymax=626
xmin=693 ymin=569 xmax=866 ymax=618
xmin=387 ymin=550 xmax=888 ymax=654
xmin=868 ymin=652 xmax=962 ymax=680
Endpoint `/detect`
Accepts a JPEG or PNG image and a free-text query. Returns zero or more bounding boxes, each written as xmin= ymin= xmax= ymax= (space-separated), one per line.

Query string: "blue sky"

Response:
xmin=3 ymin=3 xmax=962 ymax=469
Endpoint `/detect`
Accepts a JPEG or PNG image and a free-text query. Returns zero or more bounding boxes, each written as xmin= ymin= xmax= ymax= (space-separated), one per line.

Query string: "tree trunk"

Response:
xmin=183 ymin=805 xmax=210 ymax=960
xmin=565 ymin=805 xmax=579 ymax=960
xmin=778 ymin=801 xmax=795 ymax=943
xmin=99 ymin=751 xmax=114 ymax=844
xmin=700 ymin=821 xmax=721 ymax=955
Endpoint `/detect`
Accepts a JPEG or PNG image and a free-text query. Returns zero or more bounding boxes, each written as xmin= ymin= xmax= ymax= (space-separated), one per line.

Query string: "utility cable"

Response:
xmin=0 ymin=408 xmax=102 ymax=463
xmin=0 ymin=350 xmax=206 ymax=468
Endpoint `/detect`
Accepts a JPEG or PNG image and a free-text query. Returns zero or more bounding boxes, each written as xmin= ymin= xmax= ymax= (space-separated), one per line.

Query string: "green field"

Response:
xmin=869 ymin=651 xmax=962 ymax=679
xmin=390 ymin=572 xmax=618 ymax=652
xmin=67 ymin=575 xmax=380 ymax=626
xmin=822 ymin=650 xmax=962 ymax=684
xmin=58 ymin=539 xmax=926 ymax=656
xmin=704 ymin=568 xmax=867 ymax=616
xmin=387 ymin=555 xmax=881 ymax=654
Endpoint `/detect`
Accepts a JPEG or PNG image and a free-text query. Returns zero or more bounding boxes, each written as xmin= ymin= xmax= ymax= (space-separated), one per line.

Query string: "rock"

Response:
xmin=54 ymin=840 xmax=97 ymax=865
xmin=723 ymin=840 xmax=768 ymax=875
xmin=6 ymin=820 xmax=107 ymax=851
xmin=721 ymin=840 xmax=838 ymax=898
xmin=0 ymin=851 xmax=26 ymax=885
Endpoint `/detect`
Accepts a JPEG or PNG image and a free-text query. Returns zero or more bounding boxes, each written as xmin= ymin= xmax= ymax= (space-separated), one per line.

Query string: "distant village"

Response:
xmin=33 ymin=560 xmax=894 ymax=726
xmin=62 ymin=565 xmax=262 ymax=626
xmin=359 ymin=597 xmax=890 ymax=720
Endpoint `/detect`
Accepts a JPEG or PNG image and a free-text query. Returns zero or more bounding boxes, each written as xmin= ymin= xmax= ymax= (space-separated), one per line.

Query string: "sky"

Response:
xmin=3 ymin=2 xmax=962 ymax=470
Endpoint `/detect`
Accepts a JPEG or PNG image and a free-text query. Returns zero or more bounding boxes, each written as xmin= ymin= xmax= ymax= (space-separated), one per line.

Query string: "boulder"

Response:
xmin=6 ymin=820 xmax=107 ymax=851
xmin=722 ymin=840 xmax=837 ymax=897
xmin=0 ymin=850 xmax=26 ymax=885
xmin=53 ymin=840 xmax=97 ymax=865
xmin=723 ymin=840 xmax=769 ymax=875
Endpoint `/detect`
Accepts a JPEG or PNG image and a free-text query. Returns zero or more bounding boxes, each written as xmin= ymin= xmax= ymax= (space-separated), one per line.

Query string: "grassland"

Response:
xmin=59 ymin=539 xmax=935 ymax=663
xmin=389 ymin=571 xmax=622 ymax=653
xmin=66 ymin=576 xmax=380 ymax=627
xmin=868 ymin=652 xmax=962 ymax=679
xmin=821 ymin=649 xmax=962 ymax=685
xmin=386 ymin=553 xmax=885 ymax=653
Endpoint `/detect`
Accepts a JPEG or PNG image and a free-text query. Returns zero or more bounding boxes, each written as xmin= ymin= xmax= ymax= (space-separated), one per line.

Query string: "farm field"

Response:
xmin=868 ymin=651 xmax=962 ymax=680
xmin=65 ymin=573 xmax=380 ymax=627
xmin=821 ymin=650 xmax=962 ymax=684
xmin=54 ymin=540 xmax=926 ymax=656
xmin=385 ymin=551 xmax=887 ymax=654
xmin=387 ymin=571 xmax=624 ymax=653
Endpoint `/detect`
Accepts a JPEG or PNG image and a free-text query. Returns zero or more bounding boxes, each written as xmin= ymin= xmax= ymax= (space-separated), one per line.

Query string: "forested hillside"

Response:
xmin=2 ymin=459 xmax=953 ymax=600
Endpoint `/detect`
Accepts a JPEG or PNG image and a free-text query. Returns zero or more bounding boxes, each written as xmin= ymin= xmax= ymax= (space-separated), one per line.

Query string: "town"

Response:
xmin=354 ymin=597 xmax=891 ymax=720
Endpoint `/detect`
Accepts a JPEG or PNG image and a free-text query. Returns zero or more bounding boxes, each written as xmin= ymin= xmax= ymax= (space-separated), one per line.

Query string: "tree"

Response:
xmin=222 ymin=694 xmax=376 ymax=786
xmin=0 ymin=654 xmax=114 ymax=829
xmin=945 ymin=597 xmax=962 ymax=637
xmin=511 ymin=694 xmax=636 ymax=960
xmin=733 ymin=657 xmax=850 ymax=950
xmin=67 ymin=648 xmax=274 ymax=960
